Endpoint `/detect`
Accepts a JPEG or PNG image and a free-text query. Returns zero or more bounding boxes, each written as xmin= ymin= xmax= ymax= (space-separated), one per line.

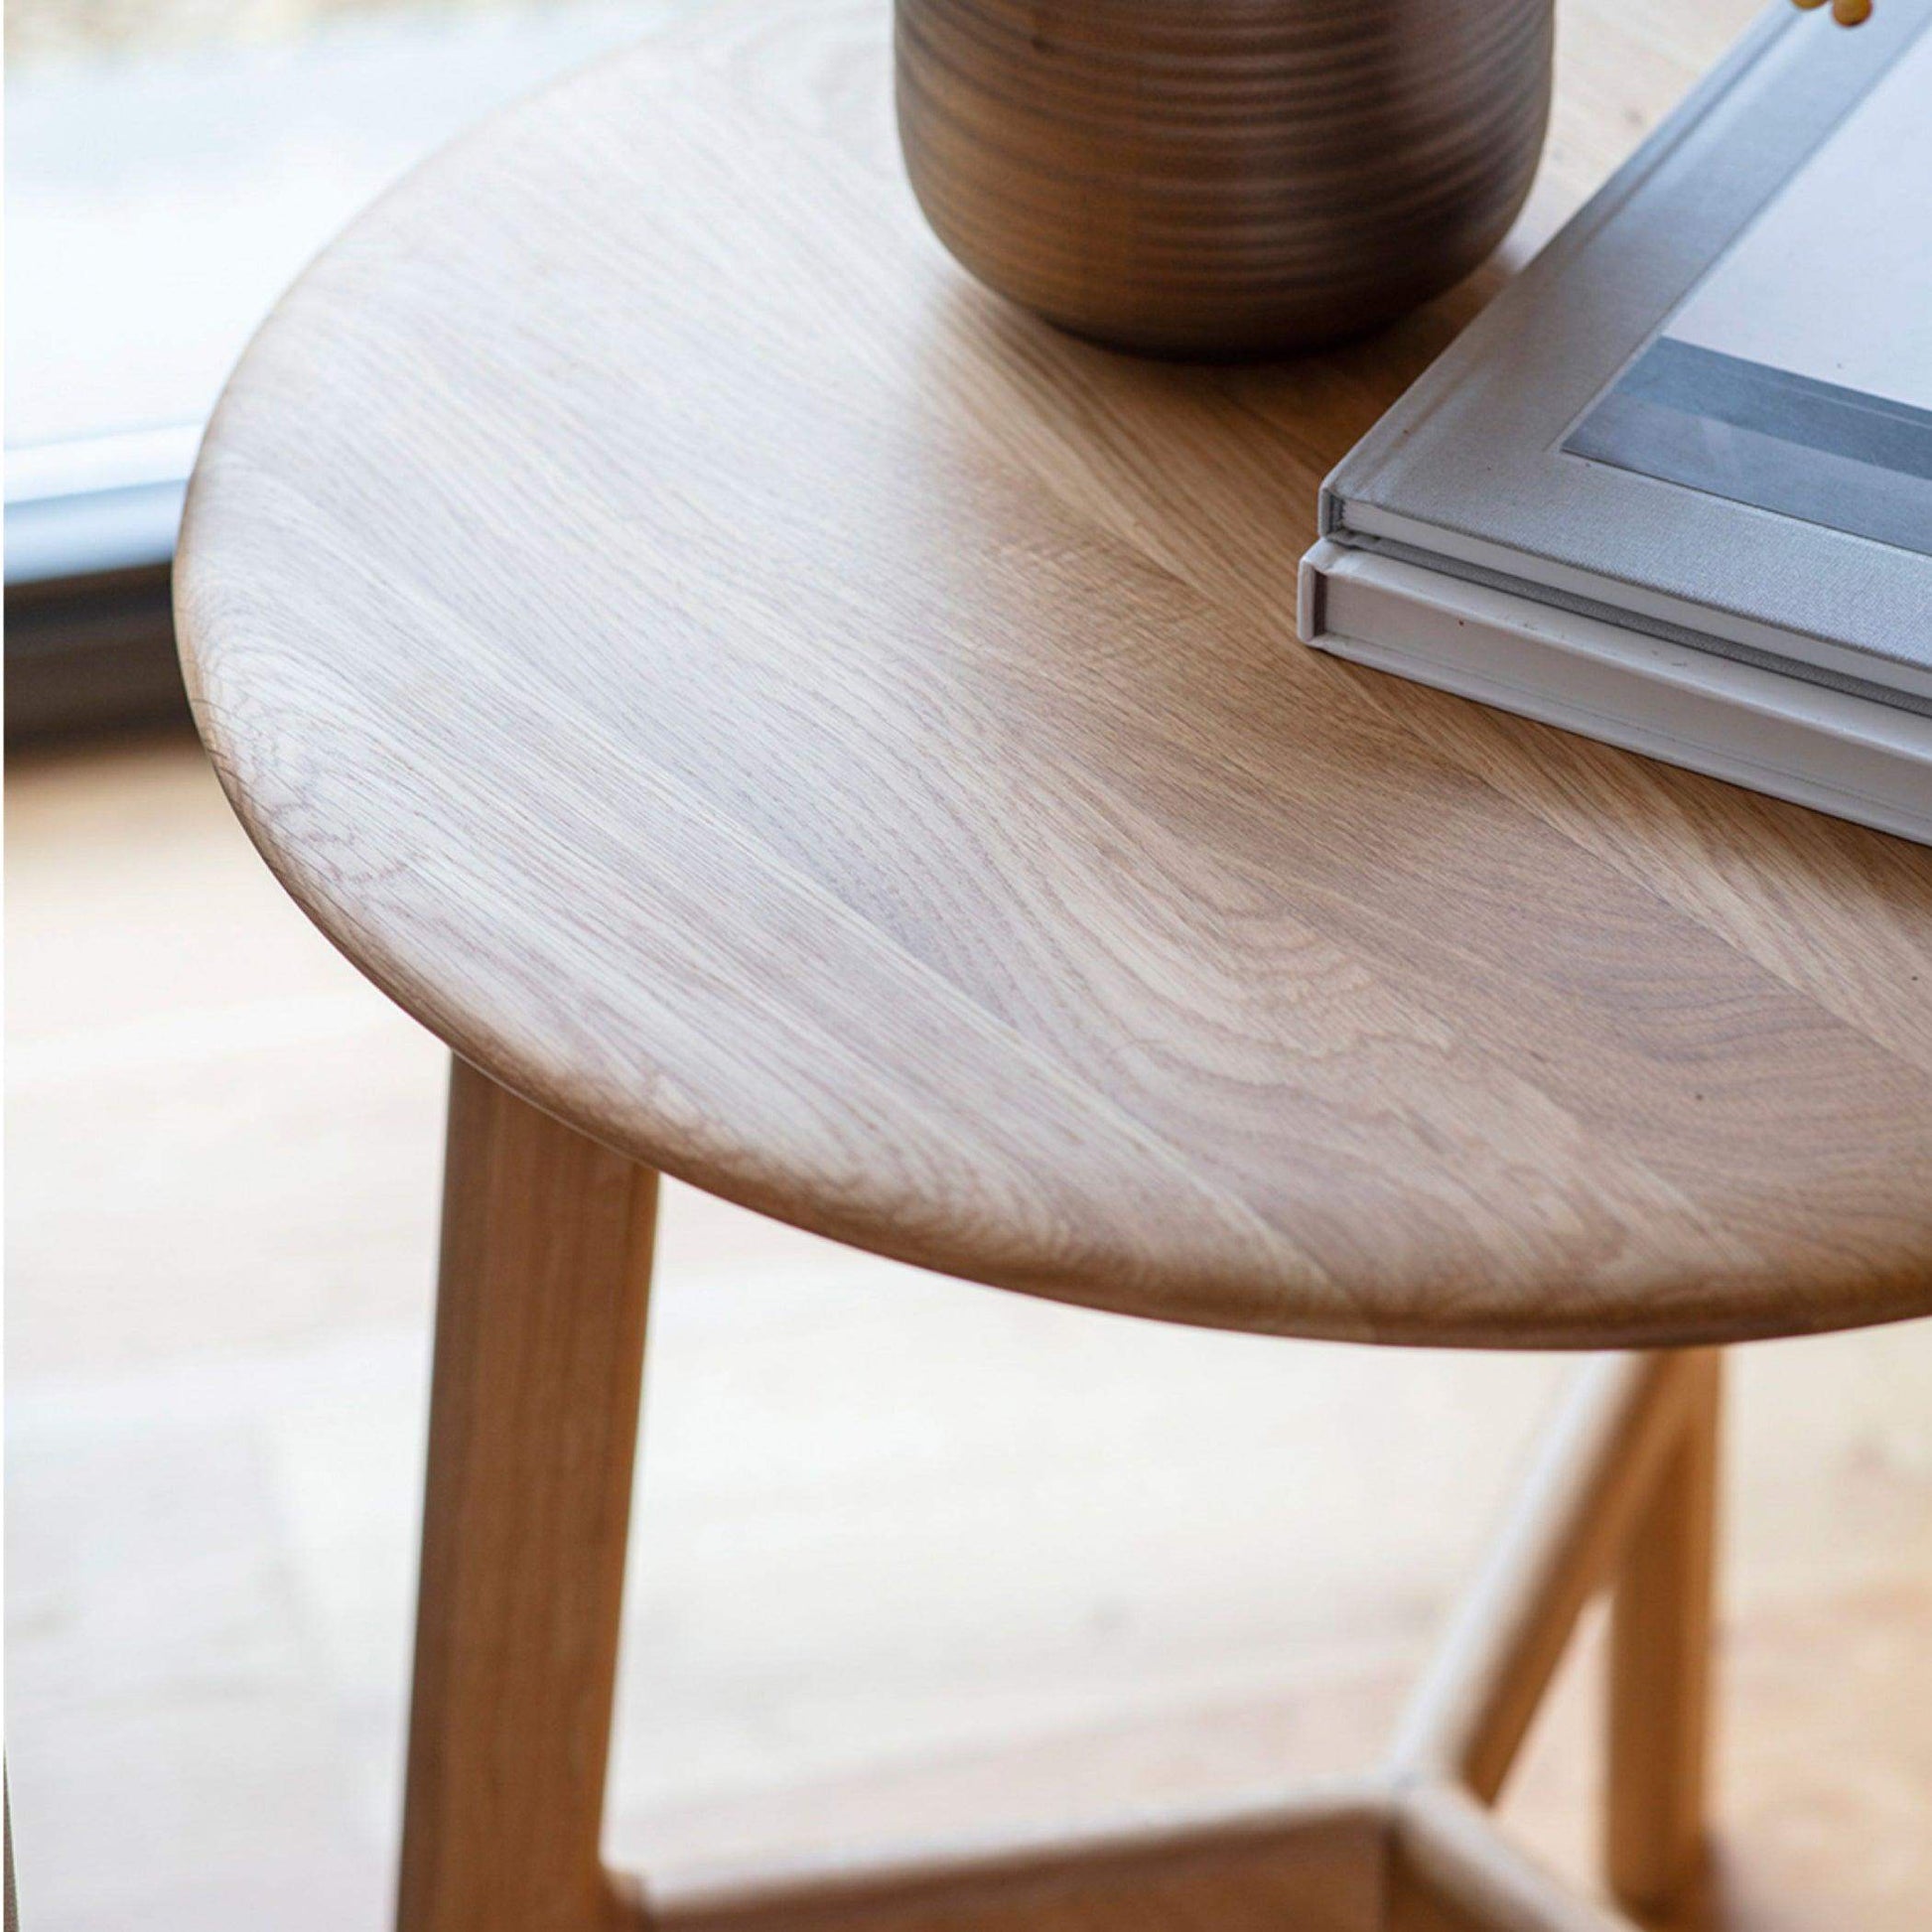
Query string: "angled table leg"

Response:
xmin=398 ymin=1057 xmax=657 ymax=1932
xmin=1386 ymin=1350 xmax=1724 ymax=1932
xmin=392 ymin=1125 xmax=1724 ymax=1932
xmin=1606 ymin=1351 xmax=1721 ymax=1925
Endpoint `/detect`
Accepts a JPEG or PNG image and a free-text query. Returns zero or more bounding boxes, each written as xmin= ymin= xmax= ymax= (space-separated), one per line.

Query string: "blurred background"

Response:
xmin=7 ymin=0 xmax=677 ymax=736
xmin=7 ymin=0 xmax=1932 ymax=1928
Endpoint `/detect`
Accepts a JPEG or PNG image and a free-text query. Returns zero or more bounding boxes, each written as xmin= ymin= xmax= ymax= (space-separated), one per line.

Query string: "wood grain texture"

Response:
xmin=398 ymin=1058 xmax=656 ymax=1932
xmin=175 ymin=0 xmax=1932 ymax=1349
xmin=896 ymin=0 xmax=1552 ymax=356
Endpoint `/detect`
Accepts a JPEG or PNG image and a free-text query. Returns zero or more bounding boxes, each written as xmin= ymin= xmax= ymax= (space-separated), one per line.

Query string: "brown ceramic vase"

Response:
xmin=896 ymin=0 xmax=1553 ymax=358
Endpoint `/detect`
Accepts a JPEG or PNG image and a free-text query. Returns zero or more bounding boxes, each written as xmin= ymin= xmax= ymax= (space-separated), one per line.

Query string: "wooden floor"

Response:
xmin=8 ymin=730 xmax=1931 ymax=1932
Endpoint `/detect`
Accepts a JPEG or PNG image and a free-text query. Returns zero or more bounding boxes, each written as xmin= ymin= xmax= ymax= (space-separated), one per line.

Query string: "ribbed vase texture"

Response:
xmin=897 ymin=0 xmax=1554 ymax=356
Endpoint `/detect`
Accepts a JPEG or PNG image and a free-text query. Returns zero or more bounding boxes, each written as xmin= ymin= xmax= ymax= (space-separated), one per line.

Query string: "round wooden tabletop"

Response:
xmin=177 ymin=0 xmax=1932 ymax=1349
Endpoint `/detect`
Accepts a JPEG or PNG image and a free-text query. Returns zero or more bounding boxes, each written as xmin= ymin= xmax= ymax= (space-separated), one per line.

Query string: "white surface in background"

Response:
xmin=5 ymin=2 xmax=664 ymax=459
xmin=1665 ymin=21 xmax=1932 ymax=408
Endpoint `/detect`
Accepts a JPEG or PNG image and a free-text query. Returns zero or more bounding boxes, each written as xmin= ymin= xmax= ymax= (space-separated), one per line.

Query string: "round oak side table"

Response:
xmin=174 ymin=3 xmax=1932 ymax=1928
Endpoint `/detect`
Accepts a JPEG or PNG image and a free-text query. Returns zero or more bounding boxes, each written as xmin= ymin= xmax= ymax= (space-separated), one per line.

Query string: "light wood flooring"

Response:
xmin=8 ymin=730 xmax=1930 ymax=1931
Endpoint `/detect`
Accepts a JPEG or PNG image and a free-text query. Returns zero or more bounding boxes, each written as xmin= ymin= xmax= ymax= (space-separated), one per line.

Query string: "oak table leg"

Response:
xmin=1388 ymin=1354 xmax=1704 ymax=1803
xmin=1607 ymin=1352 xmax=1721 ymax=1926
xmin=1387 ymin=1351 xmax=1724 ymax=1932
xmin=397 ymin=1057 xmax=658 ymax=1932
xmin=390 ymin=1111 xmax=1723 ymax=1932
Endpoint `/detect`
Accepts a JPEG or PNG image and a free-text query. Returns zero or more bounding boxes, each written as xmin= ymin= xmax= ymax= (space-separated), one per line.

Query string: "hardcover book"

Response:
xmin=1299 ymin=0 xmax=1932 ymax=844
